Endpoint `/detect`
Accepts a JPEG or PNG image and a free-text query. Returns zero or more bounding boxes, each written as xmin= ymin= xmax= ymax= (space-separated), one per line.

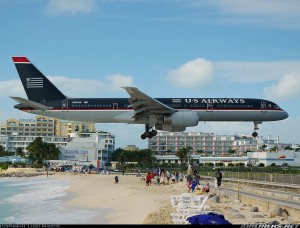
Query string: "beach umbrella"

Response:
xmin=187 ymin=212 xmax=232 ymax=225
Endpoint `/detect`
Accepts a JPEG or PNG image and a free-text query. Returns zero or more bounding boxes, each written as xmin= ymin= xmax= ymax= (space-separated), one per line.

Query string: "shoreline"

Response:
xmin=2 ymin=168 xmax=300 ymax=224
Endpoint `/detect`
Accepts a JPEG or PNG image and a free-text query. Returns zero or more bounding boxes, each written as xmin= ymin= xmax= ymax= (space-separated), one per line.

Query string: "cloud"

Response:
xmin=180 ymin=0 xmax=300 ymax=29
xmin=215 ymin=61 xmax=300 ymax=83
xmin=0 ymin=80 xmax=26 ymax=97
xmin=263 ymin=73 xmax=300 ymax=100
xmin=105 ymin=74 xmax=135 ymax=91
xmin=45 ymin=0 xmax=96 ymax=15
xmin=208 ymin=0 xmax=300 ymax=17
xmin=49 ymin=75 xmax=134 ymax=97
xmin=166 ymin=58 xmax=213 ymax=88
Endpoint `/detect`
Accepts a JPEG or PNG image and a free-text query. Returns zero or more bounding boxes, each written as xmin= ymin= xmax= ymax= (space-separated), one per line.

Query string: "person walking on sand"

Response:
xmin=216 ymin=168 xmax=222 ymax=188
xmin=115 ymin=175 xmax=119 ymax=184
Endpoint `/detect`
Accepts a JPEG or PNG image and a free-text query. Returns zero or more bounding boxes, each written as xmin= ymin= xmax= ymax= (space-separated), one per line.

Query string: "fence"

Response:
xmin=199 ymin=171 xmax=300 ymax=185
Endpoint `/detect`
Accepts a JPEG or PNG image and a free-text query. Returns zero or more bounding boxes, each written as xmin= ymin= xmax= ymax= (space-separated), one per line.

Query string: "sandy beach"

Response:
xmin=1 ymin=168 xmax=300 ymax=225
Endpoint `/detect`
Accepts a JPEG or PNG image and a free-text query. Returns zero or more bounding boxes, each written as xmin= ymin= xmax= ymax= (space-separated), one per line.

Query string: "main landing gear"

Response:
xmin=141 ymin=124 xmax=157 ymax=139
xmin=252 ymin=121 xmax=262 ymax=138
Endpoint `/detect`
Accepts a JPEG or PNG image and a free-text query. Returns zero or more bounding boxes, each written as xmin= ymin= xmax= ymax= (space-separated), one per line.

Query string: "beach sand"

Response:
xmin=2 ymin=168 xmax=300 ymax=224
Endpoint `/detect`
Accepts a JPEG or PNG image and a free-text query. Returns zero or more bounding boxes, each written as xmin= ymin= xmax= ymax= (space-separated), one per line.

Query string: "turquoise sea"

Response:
xmin=0 ymin=177 xmax=110 ymax=224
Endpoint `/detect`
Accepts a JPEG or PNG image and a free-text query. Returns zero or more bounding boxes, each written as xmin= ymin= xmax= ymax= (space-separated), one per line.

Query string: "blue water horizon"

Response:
xmin=0 ymin=176 xmax=111 ymax=224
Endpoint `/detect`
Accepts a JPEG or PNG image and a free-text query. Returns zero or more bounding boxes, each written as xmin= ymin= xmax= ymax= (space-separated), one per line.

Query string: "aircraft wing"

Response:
xmin=10 ymin=96 xmax=50 ymax=110
xmin=122 ymin=87 xmax=175 ymax=120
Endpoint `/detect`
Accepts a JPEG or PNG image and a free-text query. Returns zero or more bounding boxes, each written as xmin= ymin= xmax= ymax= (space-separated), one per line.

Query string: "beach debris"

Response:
xmin=270 ymin=207 xmax=289 ymax=217
xmin=250 ymin=207 xmax=259 ymax=212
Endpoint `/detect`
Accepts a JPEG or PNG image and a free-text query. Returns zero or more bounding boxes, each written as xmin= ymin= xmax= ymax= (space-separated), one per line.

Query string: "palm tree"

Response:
xmin=175 ymin=146 xmax=192 ymax=165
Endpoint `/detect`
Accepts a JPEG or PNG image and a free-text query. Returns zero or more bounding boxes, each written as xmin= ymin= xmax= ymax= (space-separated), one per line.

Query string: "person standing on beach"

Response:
xmin=146 ymin=172 xmax=152 ymax=186
xmin=115 ymin=175 xmax=119 ymax=184
xmin=171 ymin=172 xmax=176 ymax=184
xmin=160 ymin=170 xmax=165 ymax=185
xmin=166 ymin=170 xmax=171 ymax=184
xmin=175 ymin=171 xmax=179 ymax=183
xmin=46 ymin=164 xmax=50 ymax=178
xmin=216 ymin=169 xmax=222 ymax=188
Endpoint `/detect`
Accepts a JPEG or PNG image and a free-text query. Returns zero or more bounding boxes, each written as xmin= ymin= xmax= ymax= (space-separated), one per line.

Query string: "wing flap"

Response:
xmin=122 ymin=87 xmax=174 ymax=121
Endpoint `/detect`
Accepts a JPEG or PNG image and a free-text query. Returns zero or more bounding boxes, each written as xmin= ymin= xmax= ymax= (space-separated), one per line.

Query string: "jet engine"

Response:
xmin=155 ymin=111 xmax=199 ymax=132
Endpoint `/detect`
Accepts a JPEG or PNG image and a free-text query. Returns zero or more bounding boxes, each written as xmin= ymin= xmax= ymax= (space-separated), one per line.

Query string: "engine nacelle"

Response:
xmin=163 ymin=111 xmax=199 ymax=127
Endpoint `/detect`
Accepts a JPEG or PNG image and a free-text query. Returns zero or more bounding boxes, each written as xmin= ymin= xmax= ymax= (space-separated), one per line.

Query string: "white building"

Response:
xmin=0 ymin=131 xmax=115 ymax=167
xmin=0 ymin=135 xmax=68 ymax=154
xmin=247 ymin=150 xmax=300 ymax=166
xmin=149 ymin=132 xmax=295 ymax=156
xmin=154 ymin=154 xmax=249 ymax=166
xmin=59 ymin=132 xmax=115 ymax=166
xmin=153 ymin=150 xmax=300 ymax=167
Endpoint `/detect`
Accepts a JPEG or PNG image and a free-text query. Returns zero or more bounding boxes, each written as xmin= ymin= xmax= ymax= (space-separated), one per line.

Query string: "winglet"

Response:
xmin=12 ymin=57 xmax=30 ymax=63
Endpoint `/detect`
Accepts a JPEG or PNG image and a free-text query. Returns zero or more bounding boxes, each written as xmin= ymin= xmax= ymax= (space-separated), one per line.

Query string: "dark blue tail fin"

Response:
xmin=12 ymin=57 xmax=67 ymax=103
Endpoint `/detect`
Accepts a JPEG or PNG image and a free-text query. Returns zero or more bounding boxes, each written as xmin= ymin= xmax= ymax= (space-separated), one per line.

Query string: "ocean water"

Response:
xmin=0 ymin=177 xmax=110 ymax=224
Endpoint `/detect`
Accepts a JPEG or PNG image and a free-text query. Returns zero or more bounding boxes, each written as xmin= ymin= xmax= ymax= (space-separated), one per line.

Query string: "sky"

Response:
xmin=0 ymin=0 xmax=300 ymax=149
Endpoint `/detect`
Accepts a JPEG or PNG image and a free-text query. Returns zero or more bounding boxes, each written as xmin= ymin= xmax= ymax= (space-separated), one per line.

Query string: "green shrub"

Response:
xmin=0 ymin=163 xmax=9 ymax=170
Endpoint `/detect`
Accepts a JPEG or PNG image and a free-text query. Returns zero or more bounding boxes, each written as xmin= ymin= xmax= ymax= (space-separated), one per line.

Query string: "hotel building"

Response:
xmin=0 ymin=116 xmax=115 ymax=166
xmin=148 ymin=132 xmax=238 ymax=156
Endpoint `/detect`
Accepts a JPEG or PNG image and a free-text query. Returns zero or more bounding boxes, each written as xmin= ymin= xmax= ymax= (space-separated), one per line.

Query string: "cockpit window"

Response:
xmin=273 ymin=105 xmax=280 ymax=109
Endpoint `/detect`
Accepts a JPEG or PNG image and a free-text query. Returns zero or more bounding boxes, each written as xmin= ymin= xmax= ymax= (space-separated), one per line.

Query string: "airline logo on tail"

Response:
xmin=26 ymin=78 xmax=43 ymax=88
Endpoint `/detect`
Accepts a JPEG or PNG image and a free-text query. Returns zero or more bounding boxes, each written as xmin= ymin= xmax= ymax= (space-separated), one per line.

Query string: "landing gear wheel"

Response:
xmin=141 ymin=129 xmax=157 ymax=139
xmin=141 ymin=133 xmax=147 ymax=140
xmin=145 ymin=131 xmax=151 ymax=138
xmin=151 ymin=130 xmax=157 ymax=136
xmin=252 ymin=131 xmax=258 ymax=137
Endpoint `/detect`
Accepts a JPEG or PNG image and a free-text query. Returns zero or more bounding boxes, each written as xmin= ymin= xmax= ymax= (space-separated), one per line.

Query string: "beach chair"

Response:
xmin=171 ymin=193 xmax=193 ymax=208
xmin=176 ymin=195 xmax=210 ymax=214
xmin=175 ymin=193 xmax=197 ymax=211
xmin=170 ymin=195 xmax=182 ymax=208
xmin=192 ymin=195 xmax=207 ymax=206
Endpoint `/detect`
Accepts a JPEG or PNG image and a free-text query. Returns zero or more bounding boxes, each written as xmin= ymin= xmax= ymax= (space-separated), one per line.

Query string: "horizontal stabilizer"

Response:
xmin=10 ymin=96 xmax=50 ymax=110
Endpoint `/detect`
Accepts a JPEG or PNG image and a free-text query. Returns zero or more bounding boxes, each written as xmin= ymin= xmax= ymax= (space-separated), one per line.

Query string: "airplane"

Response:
xmin=11 ymin=56 xmax=289 ymax=140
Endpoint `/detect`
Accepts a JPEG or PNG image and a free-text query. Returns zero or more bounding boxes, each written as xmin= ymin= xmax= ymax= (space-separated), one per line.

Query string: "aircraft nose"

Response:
xmin=282 ymin=111 xmax=289 ymax=119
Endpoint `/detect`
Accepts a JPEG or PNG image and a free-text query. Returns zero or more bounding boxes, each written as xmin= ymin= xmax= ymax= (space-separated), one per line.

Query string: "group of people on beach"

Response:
xmin=144 ymin=168 xmax=184 ymax=186
xmin=186 ymin=169 xmax=209 ymax=193
xmin=143 ymin=167 xmax=223 ymax=194
xmin=186 ymin=168 xmax=223 ymax=194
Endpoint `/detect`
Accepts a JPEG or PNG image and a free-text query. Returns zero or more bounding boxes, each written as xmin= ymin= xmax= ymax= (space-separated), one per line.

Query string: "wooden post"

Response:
xmin=237 ymin=181 xmax=240 ymax=201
